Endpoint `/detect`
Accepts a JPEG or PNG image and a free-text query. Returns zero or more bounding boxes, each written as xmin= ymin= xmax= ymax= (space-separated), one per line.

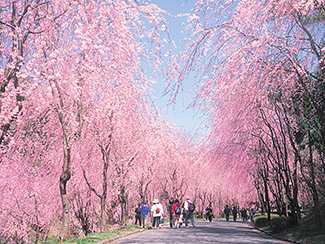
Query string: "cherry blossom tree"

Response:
xmin=0 ymin=0 xmax=56 ymax=148
xmin=5 ymin=0 xmax=325 ymax=241
xmin=37 ymin=0 xmax=171 ymax=239
xmin=170 ymin=0 xmax=324 ymax=226
xmin=1 ymin=0 xmax=174 ymax=240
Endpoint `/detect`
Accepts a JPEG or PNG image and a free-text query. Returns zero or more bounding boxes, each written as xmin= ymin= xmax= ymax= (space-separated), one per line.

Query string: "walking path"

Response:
xmin=107 ymin=220 xmax=291 ymax=244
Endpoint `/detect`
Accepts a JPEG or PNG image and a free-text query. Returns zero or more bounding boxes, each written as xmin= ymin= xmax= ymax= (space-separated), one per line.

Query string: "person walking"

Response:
xmin=141 ymin=201 xmax=150 ymax=228
xmin=249 ymin=208 xmax=255 ymax=221
xmin=224 ymin=205 xmax=231 ymax=221
xmin=171 ymin=199 xmax=182 ymax=228
xmin=179 ymin=202 xmax=186 ymax=228
xmin=232 ymin=206 xmax=237 ymax=221
xmin=151 ymin=199 xmax=164 ymax=229
xmin=135 ymin=203 xmax=142 ymax=226
xmin=184 ymin=196 xmax=196 ymax=228
xmin=205 ymin=204 xmax=213 ymax=222
xmin=241 ymin=208 xmax=247 ymax=221
xmin=168 ymin=196 xmax=175 ymax=228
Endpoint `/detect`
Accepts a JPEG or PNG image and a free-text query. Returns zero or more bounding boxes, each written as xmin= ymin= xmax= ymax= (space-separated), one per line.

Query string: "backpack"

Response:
xmin=175 ymin=205 xmax=181 ymax=214
xmin=188 ymin=201 xmax=195 ymax=212
xmin=156 ymin=207 xmax=160 ymax=213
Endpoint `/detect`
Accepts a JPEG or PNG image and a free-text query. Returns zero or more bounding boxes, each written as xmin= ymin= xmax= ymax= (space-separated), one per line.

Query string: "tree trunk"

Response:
xmin=58 ymin=136 xmax=71 ymax=241
xmin=255 ymin=179 xmax=265 ymax=214
xmin=58 ymin=193 xmax=70 ymax=242
xmin=263 ymin=178 xmax=271 ymax=223
xmin=308 ymin=130 xmax=322 ymax=227
xmin=50 ymin=76 xmax=75 ymax=242
xmin=100 ymin=196 xmax=106 ymax=233
xmin=100 ymin=154 xmax=108 ymax=233
xmin=81 ymin=145 xmax=109 ymax=233
xmin=291 ymin=155 xmax=300 ymax=225
xmin=119 ymin=186 xmax=127 ymax=227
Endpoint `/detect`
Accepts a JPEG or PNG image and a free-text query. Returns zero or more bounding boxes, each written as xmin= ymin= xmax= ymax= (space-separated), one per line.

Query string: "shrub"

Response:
xmin=254 ymin=217 xmax=269 ymax=227
xmin=270 ymin=216 xmax=293 ymax=233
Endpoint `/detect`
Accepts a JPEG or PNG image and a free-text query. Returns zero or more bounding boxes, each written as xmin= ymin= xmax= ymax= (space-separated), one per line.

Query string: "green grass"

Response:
xmin=277 ymin=213 xmax=325 ymax=244
xmin=44 ymin=225 xmax=141 ymax=244
xmin=282 ymin=228 xmax=325 ymax=244
xmin=259 ymin=226 xmax=271 ymax=232
xmin=253 ymin=212 xmax=325 ymax=244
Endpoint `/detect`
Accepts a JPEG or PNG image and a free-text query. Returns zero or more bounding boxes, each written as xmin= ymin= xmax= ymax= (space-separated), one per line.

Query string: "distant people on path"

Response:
xmin=171 ymin=199 xmax=182 ymax=228
xmin=169 ymin=196 xmax=175 ymax=228
xmin=224 ymin=205 xmax=231 ymax=221
xmin=241 ymin=208 xmax=247 ymax=221
xmin=249 ymin=208 xmax=256 ymax=221
xmin=184 ymin=196 xmax=196 ymax=228
xmin=232 ymin=206 xmax=237 ymax=221
xmin=151 ymin=199 xmax=164 ymax=229
xmin=135 ymin=202 xmax=142 ymax=226
xmin=141 ymin=201 xmax=150 ymax=228
xmin=205 ymin=204 xmax=213 ymax=222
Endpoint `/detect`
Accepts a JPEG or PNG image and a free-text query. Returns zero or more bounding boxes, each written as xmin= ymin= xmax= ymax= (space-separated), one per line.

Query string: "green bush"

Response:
xmin=270 ymin=216 xmax=292 ymax=233
xmin=254 ymin=217 xmax=269 ymax=227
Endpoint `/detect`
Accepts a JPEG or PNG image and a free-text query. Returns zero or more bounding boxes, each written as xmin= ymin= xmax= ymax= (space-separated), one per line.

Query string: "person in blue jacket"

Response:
xmin=141 ymin=201 xmax=150 ymax=228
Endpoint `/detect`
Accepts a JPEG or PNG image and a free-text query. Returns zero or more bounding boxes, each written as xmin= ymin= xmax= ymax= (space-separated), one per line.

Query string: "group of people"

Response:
xmin=135 ymin=199 xmax=165 ymax=229
xmin=169 ymin=196 xmax=196 ymax=229
xmin=135 ymin=196 xmax=196 ymax=229
xmin=136 ymin=200 xmax=257 ymax=228
xmin=224 ymin=205 xmax=256 ymax=221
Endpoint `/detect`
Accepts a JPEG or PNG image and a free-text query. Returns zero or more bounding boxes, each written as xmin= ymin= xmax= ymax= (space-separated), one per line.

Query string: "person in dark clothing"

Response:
xmin=224 ymin=205 xmax=231 ymax=221
xmin=135 ymin=202 xmax=142 ymax=226
xmin=241 ymin=208 xmax=247 ymax=221
xmin=232 ymin=206 xmax=237 ymax=221
xmin=205 ymin=204 xmax=213 ymax=222
xmin=169 ymin=196 xmax=175 ymax=228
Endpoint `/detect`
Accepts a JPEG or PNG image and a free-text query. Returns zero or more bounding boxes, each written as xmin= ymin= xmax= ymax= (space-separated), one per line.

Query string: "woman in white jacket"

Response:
xmin=151 ymin=199 xmax=164 ymax=228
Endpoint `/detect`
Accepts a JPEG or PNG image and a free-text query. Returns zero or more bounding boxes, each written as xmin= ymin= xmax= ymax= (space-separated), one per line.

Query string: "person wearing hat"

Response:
xmin=151 ymin=199 xmax=164 ymax=229
xmin=141 ymin=201 xmax=150 ymax=228
xmin=135 ymin=202 xmax=142 ymax=227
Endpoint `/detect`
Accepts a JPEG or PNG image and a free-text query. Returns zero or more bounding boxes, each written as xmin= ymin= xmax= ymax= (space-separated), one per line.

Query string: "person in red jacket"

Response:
xmin=171 ymin=199 xmax=181 ymax=228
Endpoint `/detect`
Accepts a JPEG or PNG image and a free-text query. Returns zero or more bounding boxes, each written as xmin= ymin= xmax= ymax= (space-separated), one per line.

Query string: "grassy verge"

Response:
xmin=252 ymin=212 xmax=325 ymax=244
xmin=44 ymin=225 xmax=141 ymax=244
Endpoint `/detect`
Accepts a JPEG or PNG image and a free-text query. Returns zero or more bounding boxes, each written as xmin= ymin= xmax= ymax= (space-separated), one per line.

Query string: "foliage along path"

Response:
xmin=111 ymin=220 xmax=290 ymax=244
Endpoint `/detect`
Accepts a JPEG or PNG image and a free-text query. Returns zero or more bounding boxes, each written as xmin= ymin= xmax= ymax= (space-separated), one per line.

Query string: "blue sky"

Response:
xmin=147 ymin=0 xmax=207 ymax=135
